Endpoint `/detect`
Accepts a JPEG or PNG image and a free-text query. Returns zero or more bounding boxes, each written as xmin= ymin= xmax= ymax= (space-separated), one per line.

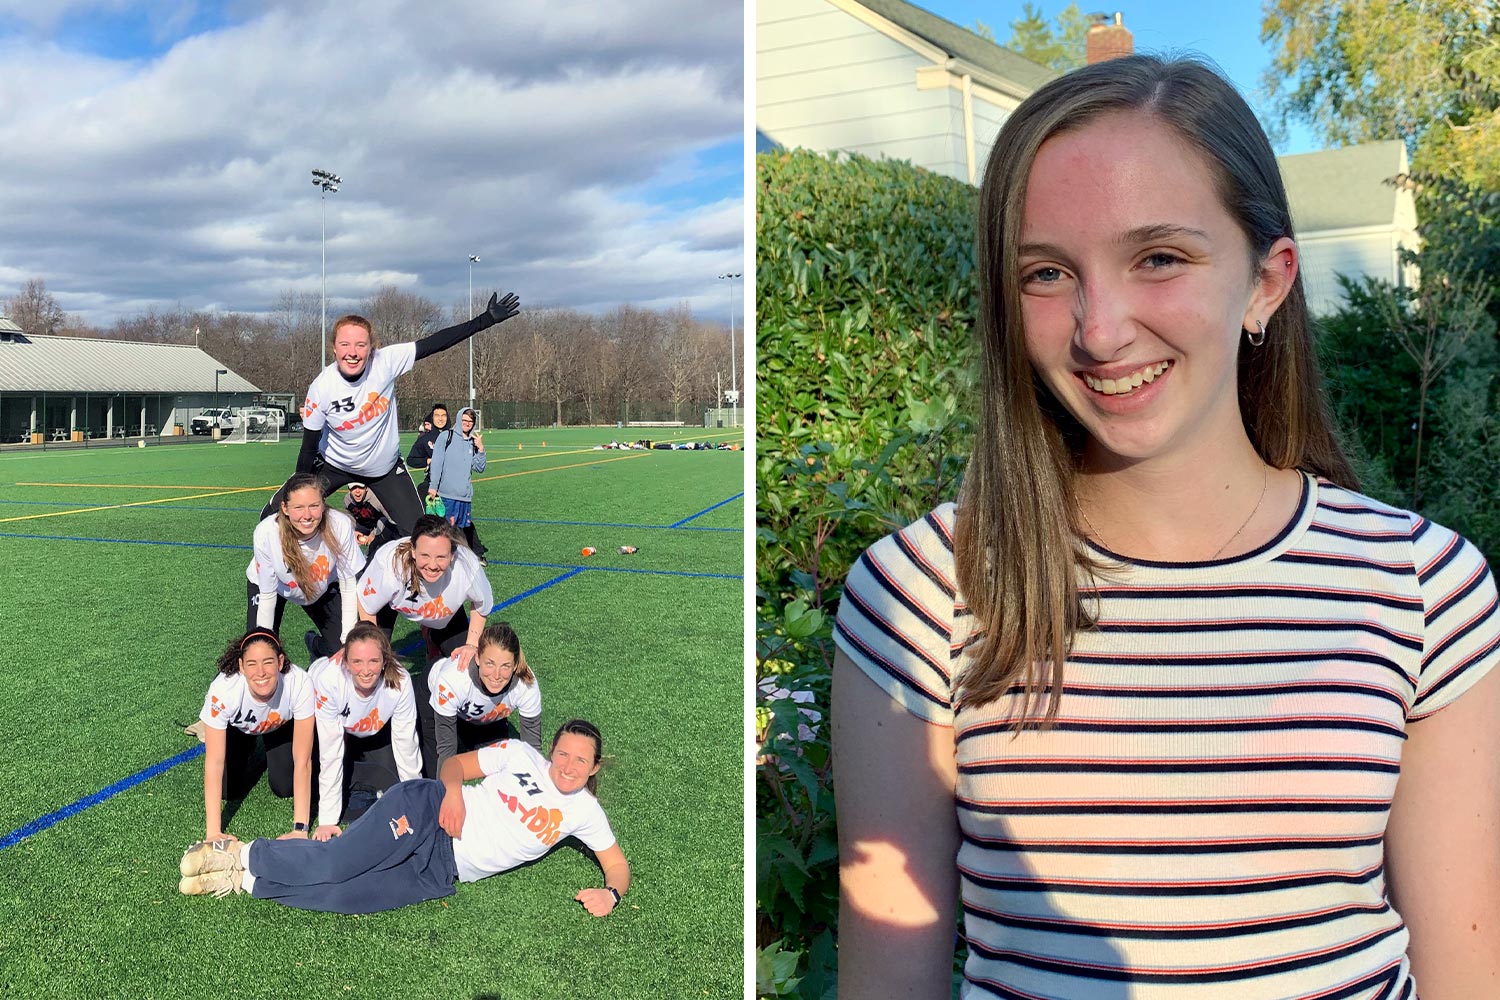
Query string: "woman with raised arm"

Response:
xmin=259 ymin=292 xmax=520 ymax=547
xmin=832 ymin=55 xmax=1500 ymax=1000
xmin=179 ymin=720 xmax=629 ymax=918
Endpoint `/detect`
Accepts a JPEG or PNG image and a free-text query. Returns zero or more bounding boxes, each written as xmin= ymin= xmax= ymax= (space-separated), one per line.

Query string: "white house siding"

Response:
xmin=759 ymin=0 xmax=972 ymax=180
xmin=1296 ymin=228 xmax=1417 ymax=318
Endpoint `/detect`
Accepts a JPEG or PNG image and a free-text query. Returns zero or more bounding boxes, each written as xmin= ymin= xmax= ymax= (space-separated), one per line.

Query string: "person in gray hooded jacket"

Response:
xmin=428 ymin=406 xmax=488 ymax=563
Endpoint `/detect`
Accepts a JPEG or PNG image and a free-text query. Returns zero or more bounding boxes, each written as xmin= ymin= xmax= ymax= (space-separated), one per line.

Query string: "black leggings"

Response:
xmin=246 ymin=580 xmax=344 ymax=659
xmin=340 ymin=725 xmax=401 ymax=823
xmin=261 ymin=456 xmax=425 ymax=554
xmin=223 ymin=723 xmax=298 ymax=800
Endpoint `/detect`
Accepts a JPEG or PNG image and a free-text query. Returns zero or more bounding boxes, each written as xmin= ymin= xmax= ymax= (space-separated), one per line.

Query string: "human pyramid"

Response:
xmin=176 ymin=292 xmax=631 ymax=916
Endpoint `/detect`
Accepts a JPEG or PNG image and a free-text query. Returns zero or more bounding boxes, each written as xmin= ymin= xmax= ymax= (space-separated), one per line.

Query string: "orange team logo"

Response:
xmin=248 ymin=711 xmax=283 ymax=735
xmin=301 ymin=398 xmax=317 ymax=419
xmin=362 ymin=578 xmax=377 ymax=597
xmin=307 ymin=554 xmax=331 ymax=584
xmin=495 ymin=791 xmax=565 ymax=846
xmin=314 ymin=689 xmax=330 ymax=711
xmin=350 ymin=707 xmax=383 ymax=734
xmin=389 ymin=814 xmax=413 ymax=839
xmin=437 ymin=683 xmax=454 ymax=708
xmin=476 ymin=703 xmax=512 ymax=724
xmin=333 ymin=392 xmax=390 ymax=432
xmin=208 ymin=695 xmax=227 ymax=719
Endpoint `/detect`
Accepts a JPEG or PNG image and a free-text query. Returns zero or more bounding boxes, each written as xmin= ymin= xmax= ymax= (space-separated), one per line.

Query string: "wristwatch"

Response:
xmin=605 ymin=886 xmax=620 ymax=905
xmin=293 ymin=822 xmax=308 ymax=832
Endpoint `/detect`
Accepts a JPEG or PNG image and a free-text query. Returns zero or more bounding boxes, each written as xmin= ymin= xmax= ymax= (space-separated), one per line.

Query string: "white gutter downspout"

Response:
xmin=962 ymin=72 xmax=976 ymax=185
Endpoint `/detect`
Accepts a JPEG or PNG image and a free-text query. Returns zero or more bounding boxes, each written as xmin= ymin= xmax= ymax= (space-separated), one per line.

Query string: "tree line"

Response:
xmin=6 ymin=279 xmax=737 ymax=426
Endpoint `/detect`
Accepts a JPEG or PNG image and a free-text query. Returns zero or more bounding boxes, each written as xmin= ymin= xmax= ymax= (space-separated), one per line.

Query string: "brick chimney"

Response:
xmin=1086 ymin=12 xmax=1133 ymax=65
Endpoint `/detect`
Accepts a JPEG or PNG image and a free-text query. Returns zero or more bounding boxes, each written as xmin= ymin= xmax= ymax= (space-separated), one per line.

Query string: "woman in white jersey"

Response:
xmin=426 ymin=621 xmax=543 ymax=778
xmin=247 ymin=473 xmax=363 ymax=661
xmin=179 ymin=719 xmax=629 ymax=918
xmin=259 ymin=292 xmax=520 ymax=546
xmin=831 ymin=56 xmax=1500 ymax=999
xmin=308 ymin=622 xmax=422 ymax=838
xmin=197 ymin=629 xmax=315 ymax=841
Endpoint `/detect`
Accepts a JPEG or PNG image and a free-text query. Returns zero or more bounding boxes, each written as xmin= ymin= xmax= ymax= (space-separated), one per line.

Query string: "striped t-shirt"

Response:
xmin=833 ymin=474 xmax=1499 ymax=999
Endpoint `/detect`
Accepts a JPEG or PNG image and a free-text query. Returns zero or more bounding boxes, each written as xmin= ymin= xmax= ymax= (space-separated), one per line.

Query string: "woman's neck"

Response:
xmin=1075 ymin=437 xmax=1293 ymax=562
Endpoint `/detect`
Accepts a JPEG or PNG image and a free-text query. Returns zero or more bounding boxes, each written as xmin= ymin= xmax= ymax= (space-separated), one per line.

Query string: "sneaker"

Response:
xmin=477 ymin=556 xmax=488 ymax=567
xmin=178 ymin=868 xmax=244 ymax=898
xmin=183 ymin=720 xmax=207 ymax=743
xmin=180 ymin=837 xmax=241 ymax=877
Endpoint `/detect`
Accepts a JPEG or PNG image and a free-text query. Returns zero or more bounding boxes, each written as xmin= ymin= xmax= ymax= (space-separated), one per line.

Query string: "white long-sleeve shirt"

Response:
xmin=308 ymin=656 xmax=422 ymax=827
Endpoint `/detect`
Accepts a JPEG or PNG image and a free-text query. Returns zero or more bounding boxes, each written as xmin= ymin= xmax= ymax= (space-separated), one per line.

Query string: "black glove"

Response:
xmin=486 ymin=291 xmax=520 ymax=324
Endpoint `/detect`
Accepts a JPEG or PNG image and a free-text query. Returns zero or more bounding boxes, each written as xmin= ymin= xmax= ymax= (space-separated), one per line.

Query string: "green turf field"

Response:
xmin=0 ymin=425 xmax=745 ymax=999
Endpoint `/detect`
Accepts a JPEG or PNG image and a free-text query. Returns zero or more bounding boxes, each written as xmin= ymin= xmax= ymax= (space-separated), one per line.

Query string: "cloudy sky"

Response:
xmin=0 ymin=0 xmax=746 ymax=328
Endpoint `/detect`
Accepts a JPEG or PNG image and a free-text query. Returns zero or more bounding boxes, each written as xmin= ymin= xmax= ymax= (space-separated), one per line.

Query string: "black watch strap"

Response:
xmin=605 ymin=886 xmax=620 ymax=904
xmin=293 ymin=822 xmax=308 ymax=832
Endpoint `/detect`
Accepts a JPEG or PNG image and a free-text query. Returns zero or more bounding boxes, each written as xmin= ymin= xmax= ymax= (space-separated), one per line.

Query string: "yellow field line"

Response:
xmin=16 ymin=481 xmax=273 ymax=490
xmin=472 ymin=452 xmax=651 ymax=484
xmin=0 ymin=485 xmax=274 ymax=524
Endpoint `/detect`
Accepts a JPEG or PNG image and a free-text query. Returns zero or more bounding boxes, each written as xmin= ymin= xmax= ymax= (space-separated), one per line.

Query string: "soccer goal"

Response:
xmin=219 ymin=411 xmax=280 ymax=445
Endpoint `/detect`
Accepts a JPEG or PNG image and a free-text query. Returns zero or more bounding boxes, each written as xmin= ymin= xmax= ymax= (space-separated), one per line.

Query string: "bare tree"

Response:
xmin=8 ymin=278 xmax=66 ymax=335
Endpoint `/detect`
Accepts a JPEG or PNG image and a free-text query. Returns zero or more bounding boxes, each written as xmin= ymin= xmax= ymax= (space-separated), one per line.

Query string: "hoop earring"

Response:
xmin=1245 ymin=320 xmax=1266 ymax=347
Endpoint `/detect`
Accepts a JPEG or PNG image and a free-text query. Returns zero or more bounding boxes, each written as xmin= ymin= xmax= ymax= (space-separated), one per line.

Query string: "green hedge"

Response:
xmin=754 ymin=148 xmax=981 ymax=998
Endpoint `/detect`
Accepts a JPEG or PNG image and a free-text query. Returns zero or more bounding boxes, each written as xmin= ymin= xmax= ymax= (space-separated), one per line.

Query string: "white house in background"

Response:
xmin=1277 ymin=140 xmax=1420 ymax=317
xmin=758 ymin=1 xmax=1416 ymax=317
xmin=757 ymin=0 xmax=1057 ymax=184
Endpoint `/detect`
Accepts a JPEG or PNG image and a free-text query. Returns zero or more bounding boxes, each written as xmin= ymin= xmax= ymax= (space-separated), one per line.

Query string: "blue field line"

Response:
xmin=669 ymin=492 xmax=743 ymax=528
xmin=0 ymin=500 xmax=739 ymax=533
xmin=1 ymin=569 xmax=590 ymax=854
xmin=0 ymin=533 xmax=737 ymax=580
xmin=0 ymin=743 xmax=206 ymax=851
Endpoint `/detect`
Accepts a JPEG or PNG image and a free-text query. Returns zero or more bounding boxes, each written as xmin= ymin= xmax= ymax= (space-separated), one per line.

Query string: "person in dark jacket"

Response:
xmin=342 ymin=482 xmax=395 ymax=549
xmin=407 ymin=404 xmax=449 ymax=495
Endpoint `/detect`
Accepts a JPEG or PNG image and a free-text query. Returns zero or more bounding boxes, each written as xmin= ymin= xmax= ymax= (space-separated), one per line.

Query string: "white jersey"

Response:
xmin=299 ymin=342 xmax=416 ymax=476
xmin=245 ymin=510 xmax=362 ymax=606
xmin=199 ymin=665 xmax=315 ymax=736
xmin=452 ymin=739 xmax=616 ymax=883
xmin=428 ymin=656 xmax=542 ymax=724
xmin=308 ymin=656 xmax=422 ymax=827
xmin=357 ymin=538 xmax=494 ymax=629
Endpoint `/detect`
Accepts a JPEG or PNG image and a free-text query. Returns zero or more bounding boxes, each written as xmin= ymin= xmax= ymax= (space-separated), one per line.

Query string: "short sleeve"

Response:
xmin=380 ymin=342 xmax=417 ymax=379
xmin=358 ymin=543 xmax=400 ymax=615
xmin=475 ymin=739 xmax=517 ymax=775
xmin=287 ymin=667 xmax=316 ymax=721
xmin=300 ymin=375 xmax=327 ymax=430
xmin=832 ymin=504 xmax=959 ymax=727
xmin=463 ymin=552 xmax=495 ymax=614
xmin=430 ymin=660 xmax=462 ymax=717
xmin=1410 ymin=517 xmax=1500 ymax=720
xmin=570 ymin=799 xmax=617 ymax=854
xmin=511 ymin=678 xmax=542 ymax=717
xmin=199 ymin=675 xmax=236 ymax=730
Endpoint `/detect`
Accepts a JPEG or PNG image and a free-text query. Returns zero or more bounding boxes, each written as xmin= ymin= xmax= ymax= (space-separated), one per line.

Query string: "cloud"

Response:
xmin=0 ymin=0 xmax=745 ymax=327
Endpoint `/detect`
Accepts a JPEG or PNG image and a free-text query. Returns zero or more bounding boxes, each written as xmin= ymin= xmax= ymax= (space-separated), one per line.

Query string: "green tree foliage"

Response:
xmin=1261 ymin=0 xmax=1500 ymax=189
xmin=1001 ymin=2 xmax=1088 ymax=73
xmin=755 ymin=148 xmax=979 ymax=998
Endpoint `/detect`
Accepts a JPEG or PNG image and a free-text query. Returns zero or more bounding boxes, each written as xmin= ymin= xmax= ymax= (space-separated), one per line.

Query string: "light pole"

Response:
xmin=311 ymin=169 xmax=341 ymax=368
xmin=214 ymin=368 xmax=228 ymax=437
xmin=719 ymin=272 xmax=741 ymax=427
xmin=468 ymin=254 xmax=480 ymax=410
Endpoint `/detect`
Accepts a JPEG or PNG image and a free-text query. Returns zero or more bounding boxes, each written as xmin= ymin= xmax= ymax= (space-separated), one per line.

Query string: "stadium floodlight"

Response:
xmin=214 ymin=368 xmax=228 ymax=431
xmin=468 ymin=254 xmax=481 ymax=410
xmin=312 ymin=169 xmax=342 ymax=368
xmin=719 ymin=272 xmax=742 ymax=427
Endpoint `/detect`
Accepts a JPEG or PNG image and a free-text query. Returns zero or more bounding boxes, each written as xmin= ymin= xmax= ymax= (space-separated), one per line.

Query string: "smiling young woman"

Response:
xmin=832 ymin=55 xmax=1500 ymax=1000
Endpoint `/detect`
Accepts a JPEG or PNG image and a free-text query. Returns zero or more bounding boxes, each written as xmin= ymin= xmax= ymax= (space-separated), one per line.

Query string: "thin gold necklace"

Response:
xmin=1078 ymin=465 xmax=1270 ymax=561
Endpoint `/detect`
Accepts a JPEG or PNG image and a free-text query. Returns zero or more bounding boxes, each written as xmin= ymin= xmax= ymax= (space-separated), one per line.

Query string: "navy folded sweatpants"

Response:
xmin=246 ymin=779 xmax=458 ymax=913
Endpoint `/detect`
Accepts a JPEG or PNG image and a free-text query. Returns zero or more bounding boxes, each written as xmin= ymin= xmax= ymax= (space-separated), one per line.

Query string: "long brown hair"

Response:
xmin=341 ymin=621 xmax=404 ymax=690
xmin=476 ymin=621 xmax=536 ymax=686
xmin=954 ymin=55 xmax=1357 ymax=722
xmin=277 ymin=473 xmax=338 ymax=593
xmin=393 ymin=515 xmax=467 ymax=600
